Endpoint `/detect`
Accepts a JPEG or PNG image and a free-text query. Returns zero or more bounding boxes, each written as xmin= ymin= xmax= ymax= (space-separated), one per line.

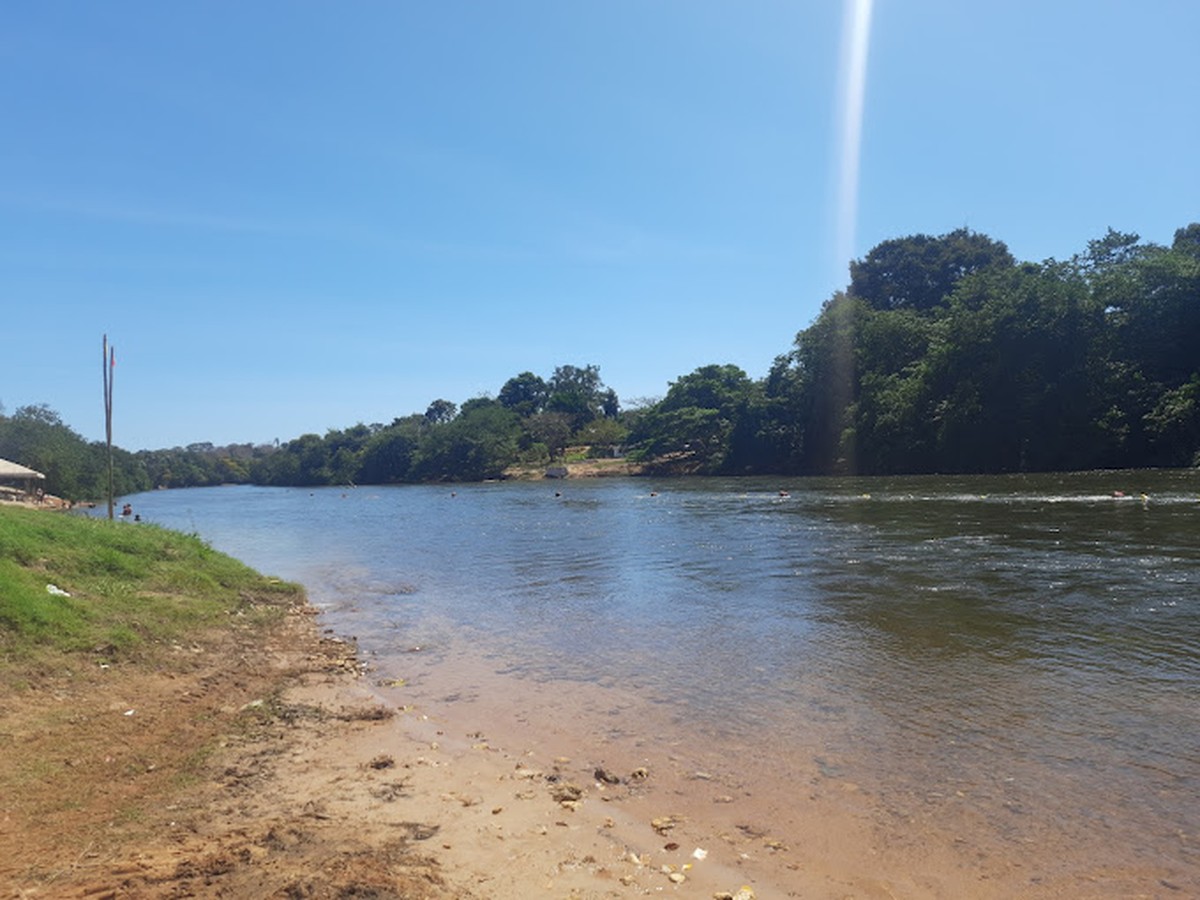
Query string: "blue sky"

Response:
xmin=3 ymin=1 xmax=1197 ymax=451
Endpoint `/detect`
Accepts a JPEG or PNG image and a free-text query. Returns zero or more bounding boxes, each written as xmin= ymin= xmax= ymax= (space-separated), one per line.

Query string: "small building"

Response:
xmin=0 ymin=458 xmax=47 ymax=503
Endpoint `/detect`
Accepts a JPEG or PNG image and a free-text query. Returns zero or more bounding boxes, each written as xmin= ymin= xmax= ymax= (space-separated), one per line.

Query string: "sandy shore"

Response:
xmin=6 ymin=582 xmax=1183 ymax=898
xmin=0 ymin=586 xmax=920 ymax=899
xmin=2 ymin=592 xmax=788 ymax=898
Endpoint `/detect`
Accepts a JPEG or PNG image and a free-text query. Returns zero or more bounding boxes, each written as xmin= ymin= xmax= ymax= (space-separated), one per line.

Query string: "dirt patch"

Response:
xmin=504 ymin=456 xmax=646 ymax=480
xmin=0 ymin=605 xmax=461 ymax=899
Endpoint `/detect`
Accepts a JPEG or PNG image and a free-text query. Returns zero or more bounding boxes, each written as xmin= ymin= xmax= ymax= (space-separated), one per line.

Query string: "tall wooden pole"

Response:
xmin=103 ymin=334 xmax=115 ymax=520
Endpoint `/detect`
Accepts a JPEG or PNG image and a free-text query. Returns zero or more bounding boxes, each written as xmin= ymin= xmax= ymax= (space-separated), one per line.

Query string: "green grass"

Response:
xmin=0 ymin=505 xmax=303 ymax=662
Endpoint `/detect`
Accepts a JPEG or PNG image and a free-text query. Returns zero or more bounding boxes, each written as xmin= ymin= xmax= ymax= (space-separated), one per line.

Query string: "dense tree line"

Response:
xmin=626 ymin=225 xmax=1199 ymax=475
xmin=0 ymin=404 xmax=271 ymax=501
xmin=5 ymin=224 xmax=1196 ymax=495
xmin=249 ymin=365 xmax=625 ymax=486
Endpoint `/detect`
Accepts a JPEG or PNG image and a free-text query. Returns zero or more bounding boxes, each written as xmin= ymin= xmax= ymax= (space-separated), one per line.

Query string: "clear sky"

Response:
xmin=3 ymin=1 xmax=1197 ymax=451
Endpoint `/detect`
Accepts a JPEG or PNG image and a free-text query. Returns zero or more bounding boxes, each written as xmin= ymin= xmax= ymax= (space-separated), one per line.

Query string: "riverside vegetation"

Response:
xmin=0 ymin=504 xmax=300 ymax=658
xmin=0 ymin=504 xmax=467 ymax=896
xmin=0 ymin=504 xmax=301 ymax=882
xmin=3 ymin=224 xmax=1197 ymax=499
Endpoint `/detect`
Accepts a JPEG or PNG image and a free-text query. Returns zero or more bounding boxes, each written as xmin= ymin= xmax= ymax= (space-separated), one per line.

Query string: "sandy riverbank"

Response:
xmin=4 ymin=576 xmax=950 ymax=900
xmin=8 ymin=558 xmax=1185 ymax=897
xmin=2 ymin=589 xmax=788 ymax=898
xmin=8 ymin=576 xmax=1169 ymax=898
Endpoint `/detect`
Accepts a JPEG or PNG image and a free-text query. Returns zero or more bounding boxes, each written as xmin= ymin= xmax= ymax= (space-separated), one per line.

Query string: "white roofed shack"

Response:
xmin=0 ymin=457 xmax=47 ymax=502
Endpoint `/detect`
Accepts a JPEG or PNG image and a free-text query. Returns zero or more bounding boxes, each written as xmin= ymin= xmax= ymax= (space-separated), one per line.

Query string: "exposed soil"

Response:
xmin=1 ymin=592 xmax=777 ymax=899
xmin=503 ymin=455 xmax=647 ymax=480
xmin=0 ymin=601 xmax=459 ymax=899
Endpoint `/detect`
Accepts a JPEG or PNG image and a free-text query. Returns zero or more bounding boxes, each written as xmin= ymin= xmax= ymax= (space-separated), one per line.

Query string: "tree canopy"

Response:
xmin=7 ymin=223 xmax=1197 ymax=492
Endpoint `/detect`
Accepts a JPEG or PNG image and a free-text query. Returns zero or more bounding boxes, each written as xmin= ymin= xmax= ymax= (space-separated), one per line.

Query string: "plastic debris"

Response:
xmin=46 ymin=584 xmax=71 ymax=597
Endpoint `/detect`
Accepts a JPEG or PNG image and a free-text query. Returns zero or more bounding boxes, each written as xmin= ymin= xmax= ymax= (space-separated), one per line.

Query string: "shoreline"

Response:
xmin=6 ymin=486 xmax=1197 ymax=898
xmin=2 ymin=587 xmax=780 ymax=898
xmin=5 ymin=576 xmax=1194 ymax=896
xmin=0 ymin=583 xmax=965 ymax=898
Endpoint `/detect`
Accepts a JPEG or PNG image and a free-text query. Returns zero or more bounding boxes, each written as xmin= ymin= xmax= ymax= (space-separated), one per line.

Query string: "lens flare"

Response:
xmin=833 ymin=0 xmax=874 ymax=285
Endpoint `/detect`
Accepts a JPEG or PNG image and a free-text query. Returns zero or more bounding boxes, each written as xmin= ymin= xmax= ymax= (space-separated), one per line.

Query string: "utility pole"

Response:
xmin=103 ymin=334 xmax=115 ymax=520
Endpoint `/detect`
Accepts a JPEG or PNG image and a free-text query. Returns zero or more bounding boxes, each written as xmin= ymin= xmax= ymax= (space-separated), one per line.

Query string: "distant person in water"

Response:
xmin=121 ymin=503 xmax=133 ymax=517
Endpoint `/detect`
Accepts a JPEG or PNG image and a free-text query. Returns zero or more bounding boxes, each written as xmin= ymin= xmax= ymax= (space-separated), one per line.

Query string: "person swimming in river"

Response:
xmin=121 ymin=503 xmax=133 ymax=517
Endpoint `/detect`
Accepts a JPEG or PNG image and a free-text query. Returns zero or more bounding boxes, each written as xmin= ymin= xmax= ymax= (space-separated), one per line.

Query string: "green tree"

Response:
xmin=790 ymin=293 xmax=864 ymax=473
xmin=629 ymin=364 xmax=756 ymax=471
xmin=849 ymin=308 xmax=938 ymax=473
xmin=923 ymin=262 xmax=1105 ymax=472
xmin=424 ymin=399 xmax=458 ymax=426
xmin=1079 ymin=225 xmax=1200 ymax=464
xmin=578 ymin=416 xmax=629 ymax=456
xmin=410 ymin=405 xmax=522 ymax=482
xmin=525 ymin=411 xmax=573 ymax=460
xmin=546 ymin=364 xmax=613 ymax=431
xmin=498 ymin=372 xmax=548 ymax=417
xmin=0 ymin=404 xmax=90 ymax=499
xmin=849 ymin=228 xmax=1015 ymax=312
xmin=357 ymin=417 xmax=422 ymax=483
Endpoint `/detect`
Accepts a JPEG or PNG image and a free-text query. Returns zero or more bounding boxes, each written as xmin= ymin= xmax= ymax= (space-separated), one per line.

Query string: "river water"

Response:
xmin=112 ymin=471 xmax=1199 ymax=894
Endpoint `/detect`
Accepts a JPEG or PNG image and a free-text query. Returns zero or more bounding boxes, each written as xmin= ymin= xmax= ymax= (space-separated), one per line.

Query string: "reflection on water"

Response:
xmin=110 ymin=471 xmax=1200 ymax=886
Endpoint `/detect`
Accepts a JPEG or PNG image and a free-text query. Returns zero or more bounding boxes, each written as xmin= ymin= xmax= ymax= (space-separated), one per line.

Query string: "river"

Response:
xmin=109 ymin=470 xmax=1199 ymax=895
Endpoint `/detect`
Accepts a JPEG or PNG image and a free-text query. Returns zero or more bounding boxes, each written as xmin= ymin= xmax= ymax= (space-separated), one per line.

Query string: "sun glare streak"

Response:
xmin=833 ymin=0 xmax=874 ymax=287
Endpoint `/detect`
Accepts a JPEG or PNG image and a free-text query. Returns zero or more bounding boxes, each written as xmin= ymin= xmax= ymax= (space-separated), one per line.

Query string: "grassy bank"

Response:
xmin=0 ymin=504 xmax=332 ymax=893
xmin=0 ymin=505 xmax=301 ymax=666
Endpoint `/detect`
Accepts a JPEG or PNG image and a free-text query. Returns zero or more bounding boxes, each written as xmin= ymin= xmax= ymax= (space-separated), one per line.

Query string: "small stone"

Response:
xmin=551 ymin=783 xmax=584 ymax=803
xmin=651 ymin=815 xmax=680 ymax=835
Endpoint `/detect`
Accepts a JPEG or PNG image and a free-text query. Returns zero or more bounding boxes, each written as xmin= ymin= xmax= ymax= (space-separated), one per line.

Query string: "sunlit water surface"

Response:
xmin=109 ymin=472 xmax=1199 ymax=887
